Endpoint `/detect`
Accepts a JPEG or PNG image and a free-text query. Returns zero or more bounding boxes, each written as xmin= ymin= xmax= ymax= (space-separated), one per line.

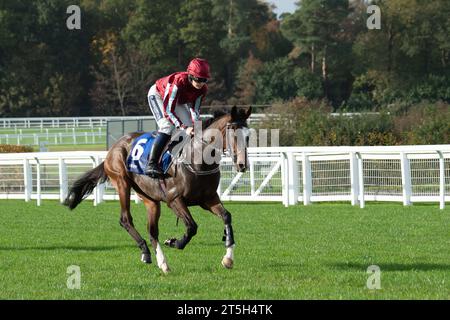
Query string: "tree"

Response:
xmin=282 ymin=0 xmax=350 ymax=77
xmin=90 ymin=33 xmax=155 ymax=116
xmin=122 ymin=0 xmax=183 ymax=72
xmin=0 ymin=0 xmax=96 ymax=116
xmin=233 ymin=52 xmax=264 ymax=104
xmin=211 ymin=0 xmax=273 ymax=90
xmin=253 ymin=57 xmax=299 ymax=104
xmin=178 ymin=0 xmax=224 ymax=60
xmin=281 ymin=0 xmax=352 ymax=104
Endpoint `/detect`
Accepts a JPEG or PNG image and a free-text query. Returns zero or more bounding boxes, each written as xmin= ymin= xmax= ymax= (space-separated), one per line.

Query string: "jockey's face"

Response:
xmin=189 ymin=75 xmax=208 ymax=89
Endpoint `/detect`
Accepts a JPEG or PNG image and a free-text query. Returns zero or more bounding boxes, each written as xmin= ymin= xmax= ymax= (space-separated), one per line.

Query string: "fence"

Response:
xmin=0 ymin=114 xmax=264 ymax=148
xmin=0 ymin=128 xmax=105 ymax=146
xmin=1 ymin=145 xmax=449 ymax=208
xmin=0 ymin=110 xmax=268 ymax=130
xmin=0 ymin=116 xmax=153 ymax=129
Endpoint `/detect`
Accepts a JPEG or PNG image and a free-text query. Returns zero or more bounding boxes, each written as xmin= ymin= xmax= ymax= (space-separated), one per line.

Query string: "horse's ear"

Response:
xmin=231 ymin=105 xmax=238 ymax=121
xmin=245 ymin=106 xmax=252 ymax=119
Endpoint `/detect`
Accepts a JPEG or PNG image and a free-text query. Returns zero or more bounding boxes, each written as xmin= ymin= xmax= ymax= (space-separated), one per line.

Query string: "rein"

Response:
xmin=168 ymin=118 xmax=247 ymax=176
xmin=179 ymin=134 xmax=222 ymax=175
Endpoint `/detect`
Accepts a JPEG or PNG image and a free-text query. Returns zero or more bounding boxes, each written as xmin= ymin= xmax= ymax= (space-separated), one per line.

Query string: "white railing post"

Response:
xmin=437 ymin=151 xmax=445 ymax=210
xmin=249 ymin=159 xmax=255 ymax=196
xmin=281 ymin=152 xmax=289 ymax=207
xmin=356 ymin=152 xmax=365 ymax=209
xmin=58 ymin=157 xmax=68 ymax=203
xmin=23 ymin=159 xmax=32 ymax=202
xmin=287 ymin=151 xmax=299 ymax=205
xmin=35 ymin=158 xmax=41 ymax=206
xmin=400 ymin=152 xmax=412 ymax=206
xmin=302 ymin=153 xmax=312 ymax=205
xmin=350 ymin=152 xmax=360 ymax=206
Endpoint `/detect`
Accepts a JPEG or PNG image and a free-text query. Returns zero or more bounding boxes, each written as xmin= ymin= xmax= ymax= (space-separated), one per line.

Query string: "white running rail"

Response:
xmin=1 ymin=145 xmax=449 ymax=209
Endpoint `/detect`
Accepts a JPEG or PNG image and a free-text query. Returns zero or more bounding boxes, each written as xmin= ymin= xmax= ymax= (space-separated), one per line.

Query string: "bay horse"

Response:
xmin=63 ymin=106 xmax=251 ymax=273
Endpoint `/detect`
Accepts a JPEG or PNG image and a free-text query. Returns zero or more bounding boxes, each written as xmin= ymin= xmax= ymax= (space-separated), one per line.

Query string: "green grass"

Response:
xmin=0 ymin=126 xmax=106 ymax=151
xmin=1 ymin=200 xmax=450 ymax=299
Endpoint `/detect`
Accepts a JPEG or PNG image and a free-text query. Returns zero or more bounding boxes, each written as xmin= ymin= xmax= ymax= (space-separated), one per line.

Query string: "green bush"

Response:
xmin=0 ymin=144 xmax=33 ymax=153
xmin=347 ymin=71 xmax=450 ymax=111
xmin=254 ymin=57 xmax=299 ymax=104
xmin=400 ymin=102 xmax=450 ymax=144
xmin=258 ymin=98 xmax=449 ymax=146
xmin=408 ymin=75 xmax=450 ymax=103
xmin=294 ymin=68 xmax=323 ymax=100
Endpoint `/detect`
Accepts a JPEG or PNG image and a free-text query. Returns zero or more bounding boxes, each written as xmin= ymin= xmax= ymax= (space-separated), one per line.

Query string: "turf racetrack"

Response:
xmin=1 ymin=200 xmax=450 ymax=299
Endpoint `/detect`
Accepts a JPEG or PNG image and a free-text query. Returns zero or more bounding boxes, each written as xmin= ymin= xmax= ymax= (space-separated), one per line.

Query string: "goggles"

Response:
xmin=189 ymin=75 xmax=208 ymax=83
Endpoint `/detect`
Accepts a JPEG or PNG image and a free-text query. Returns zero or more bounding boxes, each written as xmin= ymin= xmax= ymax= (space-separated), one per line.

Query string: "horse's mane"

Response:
xmin=202 ymin=109 xmax=229 ymax=130
xmin=202 ymin=107 xmax=250 ymax=130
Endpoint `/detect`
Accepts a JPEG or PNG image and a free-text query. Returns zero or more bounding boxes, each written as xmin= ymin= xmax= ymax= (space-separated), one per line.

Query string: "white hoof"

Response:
xmin=221 ymin=257 xmax=234 ymax=269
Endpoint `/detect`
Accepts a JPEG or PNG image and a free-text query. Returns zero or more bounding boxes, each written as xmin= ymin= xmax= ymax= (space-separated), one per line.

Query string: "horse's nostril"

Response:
xmin=238 ymin=163 xmax=246 ymax=170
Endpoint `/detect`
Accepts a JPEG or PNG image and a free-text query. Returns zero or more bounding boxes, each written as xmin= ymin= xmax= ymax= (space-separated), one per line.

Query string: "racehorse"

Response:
xmin=63 ymin=106 xmax=252 ymax=273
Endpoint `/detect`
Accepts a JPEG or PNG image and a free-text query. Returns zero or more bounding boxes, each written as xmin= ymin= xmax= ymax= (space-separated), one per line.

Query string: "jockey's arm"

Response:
xmin=189 ymin=95 xmax=203 ymax=123
xmin=163 ymin=85 xmax=183 ymax=129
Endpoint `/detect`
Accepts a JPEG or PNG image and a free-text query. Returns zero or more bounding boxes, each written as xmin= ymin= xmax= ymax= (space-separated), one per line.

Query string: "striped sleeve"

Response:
xmin=189 ymin=95 xmax=203 ymax=122
xmin=162 ymin=83 xmax=183 ymax=128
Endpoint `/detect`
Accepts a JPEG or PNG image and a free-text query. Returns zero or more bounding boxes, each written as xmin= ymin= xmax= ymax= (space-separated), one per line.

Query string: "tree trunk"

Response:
xmin=442 ymin=50 xmax=447 ymax=68
xmin=228 ymin=0 xmax=234 ymax=37
xmin=111 ymin=52 xmax=126 ymax=116
xmin=387 ymin=26 xmax=394 ymax=73
xmin=322 ymin=45 xmax=327 ymax=81
xmin=322 ymin=45 xmax=328 ymax=98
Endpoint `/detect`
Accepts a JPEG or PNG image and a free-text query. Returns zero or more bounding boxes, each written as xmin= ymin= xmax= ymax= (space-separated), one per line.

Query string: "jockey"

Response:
xmin=145 ymin=58 xmax=210 ymax=178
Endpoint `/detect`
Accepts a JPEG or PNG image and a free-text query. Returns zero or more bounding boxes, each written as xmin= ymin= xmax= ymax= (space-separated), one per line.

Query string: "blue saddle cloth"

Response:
xmin=126 ymin=132 xmax=172 ymax=175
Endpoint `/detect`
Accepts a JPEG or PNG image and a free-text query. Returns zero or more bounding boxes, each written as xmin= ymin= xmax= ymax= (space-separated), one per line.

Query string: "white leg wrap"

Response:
xmin=156 ymin=243 xmax=167 ymax=268
xmin=224 ymin=244 xmax=235 ymax=260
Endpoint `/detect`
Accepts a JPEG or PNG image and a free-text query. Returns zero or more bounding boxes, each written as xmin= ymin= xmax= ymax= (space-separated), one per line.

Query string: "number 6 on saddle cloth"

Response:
xmin=126 ymin=131 xmax=173 ymax=175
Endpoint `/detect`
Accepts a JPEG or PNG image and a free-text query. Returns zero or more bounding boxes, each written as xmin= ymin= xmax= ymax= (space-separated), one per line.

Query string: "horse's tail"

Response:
xmin=63 ymin=162 xmax=108 ymax=210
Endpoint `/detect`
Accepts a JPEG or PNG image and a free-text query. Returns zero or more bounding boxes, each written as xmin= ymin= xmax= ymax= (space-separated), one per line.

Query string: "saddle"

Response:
xmin=126 ymin=131 xmax=187 ymax=175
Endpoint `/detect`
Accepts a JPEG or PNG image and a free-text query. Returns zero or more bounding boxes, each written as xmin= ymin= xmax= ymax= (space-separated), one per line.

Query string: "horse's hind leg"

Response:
xmin=165 ymin=197 xmax=197 ymax=250
xmin=141 ymin=197 xmax=170 ymax=274
xmin=201 ymin=194 xmax=235 ymax=269
xmin=114 ymin=177 xmax=152 ymax=264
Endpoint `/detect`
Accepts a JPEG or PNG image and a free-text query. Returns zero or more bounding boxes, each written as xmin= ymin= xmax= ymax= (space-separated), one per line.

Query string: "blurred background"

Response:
xmin=0 ymin=0 xmax=449 ymax=149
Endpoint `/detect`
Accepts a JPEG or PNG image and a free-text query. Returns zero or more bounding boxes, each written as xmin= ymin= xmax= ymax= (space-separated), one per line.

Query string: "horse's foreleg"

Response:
xmin=201 ymin=194 xmax=235 ymax=269
xmin=142 ymin=197 xmax=170 ymax=274
xmin=165 ymin=197 xmax=197 ymax=250
xmin=116 ymin=179 xmax=152 ymax=264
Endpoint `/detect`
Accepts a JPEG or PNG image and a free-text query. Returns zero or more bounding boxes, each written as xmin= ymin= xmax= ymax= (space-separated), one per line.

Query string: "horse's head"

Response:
xmin=226 ymin=106 xmax=252 ymax=173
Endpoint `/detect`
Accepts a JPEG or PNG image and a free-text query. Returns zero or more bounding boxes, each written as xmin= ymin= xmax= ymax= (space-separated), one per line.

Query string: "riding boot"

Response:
xmin=145 ymin=132 xmax=171 ymax=178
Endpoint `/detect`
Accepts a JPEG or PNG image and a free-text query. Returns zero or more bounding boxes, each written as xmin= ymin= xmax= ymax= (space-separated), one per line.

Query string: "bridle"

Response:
xmin=175 ymin=121 xmax=249 ymax=175
xmin=225 ymin=121 xmax=249 ymax=165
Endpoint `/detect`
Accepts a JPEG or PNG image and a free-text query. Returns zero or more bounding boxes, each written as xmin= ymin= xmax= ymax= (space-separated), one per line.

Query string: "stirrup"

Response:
xmin=145 ymin=165 xmax=165 ymax=178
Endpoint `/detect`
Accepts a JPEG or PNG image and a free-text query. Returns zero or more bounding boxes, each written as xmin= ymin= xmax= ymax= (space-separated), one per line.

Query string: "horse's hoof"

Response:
xmin=141 ymin=253 xmax=152 ymax=264
xmin=164 ymin=238 xmax=177 ymax=248
xmin=221 ymin=257 xmax=233 ymax=269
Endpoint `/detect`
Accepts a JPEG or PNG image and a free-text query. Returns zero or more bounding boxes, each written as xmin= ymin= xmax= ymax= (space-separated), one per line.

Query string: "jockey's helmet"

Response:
xmin=187 ymin=58 xmax=211 ymax=79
